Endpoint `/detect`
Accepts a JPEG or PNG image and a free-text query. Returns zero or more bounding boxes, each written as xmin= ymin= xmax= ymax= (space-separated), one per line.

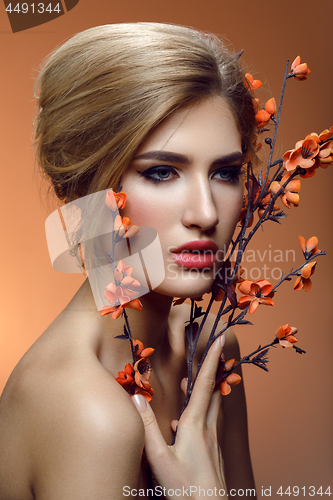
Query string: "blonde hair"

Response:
xmin=35 ymin=22 xmax=256 ymax=202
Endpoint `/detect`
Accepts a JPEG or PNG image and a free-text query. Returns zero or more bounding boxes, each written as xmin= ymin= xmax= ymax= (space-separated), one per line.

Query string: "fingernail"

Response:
xmin=132 ymin=394 xmax=148 ymax=413
xmin=219 ymin=334 xmax=226 ymax=348
xmin=180 ymin=377 xmax=188 ymax=392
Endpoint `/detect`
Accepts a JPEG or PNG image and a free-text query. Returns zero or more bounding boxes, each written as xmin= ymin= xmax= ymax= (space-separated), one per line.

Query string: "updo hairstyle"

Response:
xmin=34 ymin=23 xmax=257 ymax=203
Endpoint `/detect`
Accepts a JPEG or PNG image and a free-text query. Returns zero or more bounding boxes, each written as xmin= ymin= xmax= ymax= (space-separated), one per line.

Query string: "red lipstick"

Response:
xmin=171 ymin=240 xmax=218 ymax=269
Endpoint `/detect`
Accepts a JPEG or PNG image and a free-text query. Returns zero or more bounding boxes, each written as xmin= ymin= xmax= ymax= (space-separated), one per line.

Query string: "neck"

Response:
xmin=73 ymin=279 xmax=179 ymax=372
xmin=121 ymin=291 xmax=174 ymax=352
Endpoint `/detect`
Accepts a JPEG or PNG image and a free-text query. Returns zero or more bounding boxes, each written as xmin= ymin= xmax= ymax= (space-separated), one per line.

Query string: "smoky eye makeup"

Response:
xmin=136 ymin=165 xmax=179 ymax=184
xmin=136 ymin=164 xmax=245 ymax=185
xmin=133 ymin=150 xmax=245 ymax=185
xmin=211 ymin=164 xmax=246 ymax=184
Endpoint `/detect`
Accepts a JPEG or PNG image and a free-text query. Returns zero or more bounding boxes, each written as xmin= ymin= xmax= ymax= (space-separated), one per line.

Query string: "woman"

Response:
xmin=0 ymin=23 xmax=257 ymax=499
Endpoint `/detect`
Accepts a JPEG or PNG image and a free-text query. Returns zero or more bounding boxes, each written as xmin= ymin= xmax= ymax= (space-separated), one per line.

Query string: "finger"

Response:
xmin=131 ymin=394 xmax=170 ymax=467
xmin=206 ymin=386 xmax=221 ymax=430
xmin=184 ymin=334 xmax=225 ymax=424
xmin=171 ymin=419 xmax=178 ymax=432
xmin=180 ymin=377 xmax=188 ymax=396
xmin=218 ymin=446 xmax=227 ymax=489
xmin=180 ymin=375 xmax=221 ymax=428
xmin=181 ymin=375 xmax=220 ymax=429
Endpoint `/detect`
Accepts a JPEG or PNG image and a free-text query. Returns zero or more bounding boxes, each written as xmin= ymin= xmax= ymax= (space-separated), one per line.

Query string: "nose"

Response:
xmin=181 ymin=177 xmax=219 ymax=231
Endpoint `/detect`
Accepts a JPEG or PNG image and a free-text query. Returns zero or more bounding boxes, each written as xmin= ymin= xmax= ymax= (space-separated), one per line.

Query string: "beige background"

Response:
xmin=1 ymin=0 xmax=332 ymax=494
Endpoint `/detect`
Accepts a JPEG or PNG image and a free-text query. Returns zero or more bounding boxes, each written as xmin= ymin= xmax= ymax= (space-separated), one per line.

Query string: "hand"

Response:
xmin=132 ymin=335 xmax=227 ymax=500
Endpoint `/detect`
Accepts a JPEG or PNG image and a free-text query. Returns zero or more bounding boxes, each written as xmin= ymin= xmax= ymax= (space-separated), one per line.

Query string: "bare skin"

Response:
xmin=0 ymin=98 xmax=256 ymax=499
xmin=0 ymin=281 xmax=255 ymax=499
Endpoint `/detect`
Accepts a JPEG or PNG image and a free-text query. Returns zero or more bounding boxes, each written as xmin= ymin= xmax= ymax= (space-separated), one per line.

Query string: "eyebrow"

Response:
xmin=132 ymin=151 xmax=244 ymax=165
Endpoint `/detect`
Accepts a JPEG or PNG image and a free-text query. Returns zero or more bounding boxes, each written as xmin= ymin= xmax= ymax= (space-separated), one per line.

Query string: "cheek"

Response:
xmin=122 ymin=191 xmax=171 ymax=232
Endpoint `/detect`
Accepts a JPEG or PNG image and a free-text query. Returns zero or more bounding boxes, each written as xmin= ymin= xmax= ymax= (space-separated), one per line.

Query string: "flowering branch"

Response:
xmin=174 ymin=54 xmax=331 ymax=415
xmin=100 ymin=190 xmax=155 ymax=401
xmin=99 ymin=55 xmax=331 ymax=437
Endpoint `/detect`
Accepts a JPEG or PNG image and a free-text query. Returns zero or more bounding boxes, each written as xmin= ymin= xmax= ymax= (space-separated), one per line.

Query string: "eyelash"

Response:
xmin=136 ymin=166 xmax=177 ymax=184
xmin=136 ymin=165 xmax=244 ymax=185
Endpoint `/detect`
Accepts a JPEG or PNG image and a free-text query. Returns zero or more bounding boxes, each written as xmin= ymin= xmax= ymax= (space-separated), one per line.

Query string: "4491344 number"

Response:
xmin=5 ymin=3 xmax=61 ymax=13
xmin=277 ymin=486 xmax=331 ymax=496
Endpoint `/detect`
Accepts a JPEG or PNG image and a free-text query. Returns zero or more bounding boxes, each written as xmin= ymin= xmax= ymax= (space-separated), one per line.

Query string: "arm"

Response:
xmin=195 ymin=309 xmax=256 ymax=496
xmin=132 ymin=335 xmax=227 ymax=500
xmin=220 ymin=330 xmax=256 ymax=497
xmin=133 ymin=327 xmax=256 ymax=500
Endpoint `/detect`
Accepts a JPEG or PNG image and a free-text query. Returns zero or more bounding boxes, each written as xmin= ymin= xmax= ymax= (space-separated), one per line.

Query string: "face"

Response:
xmin=120 ymin=97 xmax=244 ymax=298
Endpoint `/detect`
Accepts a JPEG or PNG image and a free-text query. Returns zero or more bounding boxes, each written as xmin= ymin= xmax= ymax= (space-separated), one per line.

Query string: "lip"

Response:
xmin=172 ymin=240 xmax=219 ymax=253
xmin=171 ymin=240 xmax=218 ymax=269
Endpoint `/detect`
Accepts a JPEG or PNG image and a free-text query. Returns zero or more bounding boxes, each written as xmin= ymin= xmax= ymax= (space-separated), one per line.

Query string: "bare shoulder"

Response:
xmin=0 ymin=331 xmax=144 ymax=499
xmin=33 ymin=362 xmax=144 ymax=497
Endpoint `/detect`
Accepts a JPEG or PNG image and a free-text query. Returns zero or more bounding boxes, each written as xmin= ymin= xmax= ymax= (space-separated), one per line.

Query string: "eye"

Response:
xmin=211 ymin=166 xmax=244 ymax=185
xmin=136 ymin=166 xmax=178 ymax=184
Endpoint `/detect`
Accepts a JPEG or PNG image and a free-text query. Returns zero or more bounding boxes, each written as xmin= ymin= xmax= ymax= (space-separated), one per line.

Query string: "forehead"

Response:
xmin=136 ymin=97 xmax=242 ymax=159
